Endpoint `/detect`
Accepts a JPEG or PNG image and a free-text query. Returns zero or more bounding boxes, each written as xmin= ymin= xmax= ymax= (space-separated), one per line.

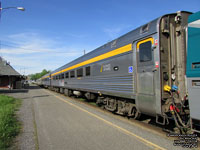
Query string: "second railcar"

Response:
xmin=187 ymin=11 xmax=200 ymax=133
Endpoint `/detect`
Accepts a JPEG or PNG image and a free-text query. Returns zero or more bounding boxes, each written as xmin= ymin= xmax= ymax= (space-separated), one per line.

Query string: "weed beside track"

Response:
xmin=0 ymin=94 xmax=21 ymax=149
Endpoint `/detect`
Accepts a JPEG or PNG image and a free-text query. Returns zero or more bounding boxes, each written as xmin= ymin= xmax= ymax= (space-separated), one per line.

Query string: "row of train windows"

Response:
xmin=43 ymin=78 xmax=49 ymax=81
xmin=53 ymin=66 xmax=90 ymax=80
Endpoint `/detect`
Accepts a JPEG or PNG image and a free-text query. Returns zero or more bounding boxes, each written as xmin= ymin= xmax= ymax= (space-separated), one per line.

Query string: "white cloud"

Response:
xmin=0 ymin=32 xmax=84 ymax=75
xmin=103 ymin=24 xmax=132 ymax=40
xmin=2 ymin=32 xmax=80 ymax=54
xmin=104 ymin=27 xmax=123 ymax=39
xmin=66 ymin=33 xmax=88 ymax=39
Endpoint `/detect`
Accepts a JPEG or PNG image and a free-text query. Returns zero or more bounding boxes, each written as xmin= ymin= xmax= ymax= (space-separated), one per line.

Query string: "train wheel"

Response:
xmin=129 ymin=106 xmax=141 ymax=119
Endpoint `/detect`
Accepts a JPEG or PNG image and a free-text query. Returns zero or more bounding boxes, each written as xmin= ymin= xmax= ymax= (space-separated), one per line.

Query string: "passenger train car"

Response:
xmin=186 ymin=11 xmax=200 ymax=133
xmin=40 ymin=11 xmax=200 ymax=133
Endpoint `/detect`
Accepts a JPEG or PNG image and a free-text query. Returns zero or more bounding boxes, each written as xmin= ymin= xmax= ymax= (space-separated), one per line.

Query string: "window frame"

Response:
xmin=61 ymin=73 xmax=64 ymax=79
xmin=65 ymin=72 xmax=69 ymax=78
xmin=139 ymin=41 xmax=152 ymax=62
xmin=70 ymin=70 xmax=75 ymax=78
xmin=136 ymin=37 xmax=154 ymax=66
xmin=77 ymin=68 xmax=83 ymax=77
xmin=85 ymin=66 xmax=91 ymax=76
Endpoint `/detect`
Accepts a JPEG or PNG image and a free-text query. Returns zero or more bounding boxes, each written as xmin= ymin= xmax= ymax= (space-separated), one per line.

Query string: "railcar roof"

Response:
xmin=50 ymin=11 xmax=192 ymax=75
xmin=51 ymin=17 xmax=159 ymax=74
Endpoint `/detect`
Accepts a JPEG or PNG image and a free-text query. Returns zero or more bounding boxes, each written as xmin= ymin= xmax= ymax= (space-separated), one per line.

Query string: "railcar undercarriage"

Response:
xmin=47 ymin=86 xmax=194 ymax=134
xmin=96 ymin=96 xmax=141 ymax=119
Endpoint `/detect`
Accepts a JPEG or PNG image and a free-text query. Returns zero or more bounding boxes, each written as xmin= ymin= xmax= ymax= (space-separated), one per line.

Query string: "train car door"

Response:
xmin=135 ymin=37 xmax=157 ymax=115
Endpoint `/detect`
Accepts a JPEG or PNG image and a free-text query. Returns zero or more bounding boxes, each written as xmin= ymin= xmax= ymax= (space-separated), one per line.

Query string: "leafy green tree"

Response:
xmin=30 ymin=69 xmax=51 ymax=80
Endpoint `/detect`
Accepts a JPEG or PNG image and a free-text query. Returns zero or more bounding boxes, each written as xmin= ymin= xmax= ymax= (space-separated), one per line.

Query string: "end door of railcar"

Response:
xmin=134 ymin=35 xmax=160 ymax=116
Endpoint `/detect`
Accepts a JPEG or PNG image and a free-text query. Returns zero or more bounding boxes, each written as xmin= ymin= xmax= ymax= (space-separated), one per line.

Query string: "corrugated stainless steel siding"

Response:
xmin=65 ymin=75 xmax=134 ymax=98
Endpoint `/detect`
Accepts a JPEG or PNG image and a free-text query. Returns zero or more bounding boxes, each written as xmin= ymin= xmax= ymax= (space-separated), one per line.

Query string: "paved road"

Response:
xmin=5 ymin=85 xmax=198 ymax=150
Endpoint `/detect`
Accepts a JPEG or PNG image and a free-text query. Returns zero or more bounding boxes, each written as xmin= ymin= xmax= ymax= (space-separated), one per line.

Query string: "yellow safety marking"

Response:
xmin=44 ymin=89 xmax=167 ymax=150
xmin=136 ymin=37 xmax=154 ymax=50
xmin=51 ymin=44 xmax=132 ymax=77
xmin=100 ymin=65 xmax=103 ymax=72
xmin=41 ymin=75 xmax=50 ymax=79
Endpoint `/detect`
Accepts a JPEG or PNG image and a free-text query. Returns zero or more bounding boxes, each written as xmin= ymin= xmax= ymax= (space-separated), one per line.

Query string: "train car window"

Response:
xmin=77 ymin=68 xmax=83 ymax=77
xmin=59 ymin=75 xmax=61 ymax=79
xmin=65 ymin=72 xmax=69 ymax=78
xmin=86 ymin=66 xmax=90 ymax=76
xmin=61 ymin=74 xmax=64 ymax=79
xmin=70 ymin=71 xmax=75 ymax=78
xmin=139 ymin=41 xmax=152 ymax=62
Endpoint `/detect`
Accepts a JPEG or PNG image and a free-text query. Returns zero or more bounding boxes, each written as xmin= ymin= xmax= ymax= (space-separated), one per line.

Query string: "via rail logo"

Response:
xmin=129 ymin=66 xmax=133 ymax=73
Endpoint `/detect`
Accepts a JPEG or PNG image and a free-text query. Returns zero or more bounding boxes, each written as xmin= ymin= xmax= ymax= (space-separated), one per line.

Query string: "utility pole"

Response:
xmin=0 ymin=40 xmax=1 ymax=57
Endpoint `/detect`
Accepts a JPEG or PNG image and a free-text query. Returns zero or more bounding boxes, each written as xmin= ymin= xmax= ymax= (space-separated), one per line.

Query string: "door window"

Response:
xmin=139 ymin=41 xmax=152 ymax=62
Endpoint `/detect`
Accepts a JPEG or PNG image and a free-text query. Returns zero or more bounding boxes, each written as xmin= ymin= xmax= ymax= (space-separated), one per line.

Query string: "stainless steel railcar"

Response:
xmin=41 ymin=11 xmax=195 ymax=132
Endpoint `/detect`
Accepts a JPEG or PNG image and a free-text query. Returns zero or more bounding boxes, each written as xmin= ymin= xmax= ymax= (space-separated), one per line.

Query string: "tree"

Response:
xmin=30 ymin=69 xmax=51 ymax=80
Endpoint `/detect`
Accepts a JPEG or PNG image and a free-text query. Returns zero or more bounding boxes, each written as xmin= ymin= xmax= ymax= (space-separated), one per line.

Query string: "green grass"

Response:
xmin=0 ymin=94 xmax=21 ymax=149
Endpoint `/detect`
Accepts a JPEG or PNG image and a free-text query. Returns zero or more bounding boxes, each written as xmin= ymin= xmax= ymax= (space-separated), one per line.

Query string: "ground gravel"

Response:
xmin=2 ymin=89 xmax=36 ymax=150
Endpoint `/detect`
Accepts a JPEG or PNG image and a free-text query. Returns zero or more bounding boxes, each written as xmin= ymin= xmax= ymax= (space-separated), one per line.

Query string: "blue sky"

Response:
xmin=0 ymin=0 xmax=199 ymax=75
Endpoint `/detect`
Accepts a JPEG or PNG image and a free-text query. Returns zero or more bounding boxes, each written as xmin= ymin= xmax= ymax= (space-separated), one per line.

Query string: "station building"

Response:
xmin=0 ymin=57 xmax=24 ymax=89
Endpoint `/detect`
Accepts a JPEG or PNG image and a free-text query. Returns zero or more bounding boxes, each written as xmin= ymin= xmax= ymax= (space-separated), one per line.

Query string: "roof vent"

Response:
xmin=140 ymin=24 xmax=149 ymax=34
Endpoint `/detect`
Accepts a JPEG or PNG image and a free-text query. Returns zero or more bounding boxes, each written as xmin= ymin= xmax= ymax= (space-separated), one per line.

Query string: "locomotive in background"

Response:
xmin=186 ymin=11 xmax=200 ymax=134
xmin=38 ymin=11 xmax=200 ymax=133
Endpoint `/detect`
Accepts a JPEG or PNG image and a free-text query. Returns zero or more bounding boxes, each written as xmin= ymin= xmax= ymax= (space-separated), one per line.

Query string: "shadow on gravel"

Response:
xmin=0 ymin=89 xmax=28 ymax=94
xmin=21 ymin=95 xmax=50 ymax=100
xmin=32 ymin=95 xmax=50 ymax=98
xmin=27 ymin=85 xmax=41 ymax=90
xmin=135 ymin=114 xmax=175 ymax=133
xmin=0 ymin=85 xmax=41 ymax=94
